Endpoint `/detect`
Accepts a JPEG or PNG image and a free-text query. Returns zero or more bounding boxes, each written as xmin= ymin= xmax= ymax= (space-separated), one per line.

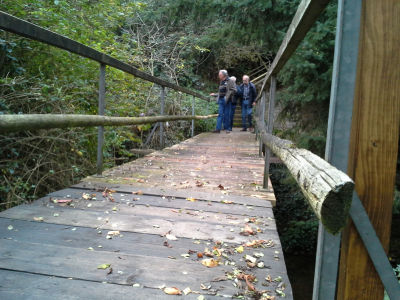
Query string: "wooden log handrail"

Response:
xmin=254 ymin=116 xmax=354 ymax=234
xmin=0 ymin=11 xmax=209 ymax=102
xmin=0 ymin=114 xmax=217 ymax=133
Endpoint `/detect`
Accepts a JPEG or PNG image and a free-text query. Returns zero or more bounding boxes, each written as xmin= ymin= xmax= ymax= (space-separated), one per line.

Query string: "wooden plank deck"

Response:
xmin=0 ymin=129 xmax=293 ymax=299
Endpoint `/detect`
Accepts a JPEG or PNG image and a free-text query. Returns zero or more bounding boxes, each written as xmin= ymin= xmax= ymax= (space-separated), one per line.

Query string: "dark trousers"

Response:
xmin=224 ymin=101 xmax=232 ymax=131
xmin=230 ymin=104 xmax=236 ymax=129
xmin=241 ymin=102 xmax=252 ymax=129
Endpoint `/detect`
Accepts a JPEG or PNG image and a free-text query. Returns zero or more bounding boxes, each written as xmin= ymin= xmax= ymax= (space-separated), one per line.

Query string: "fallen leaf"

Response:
xmin=136 ymin=179 xmax=145 ymax=183
xmin=107 ymin=267 xmax=113 ymax=275
xmin=7 ymin=225 xmax=13 ymax=230
xmin=87 ymin=247 xmax=94 ymax=251
xmin=201 ymin=258 xmax=219 ymax=268
xmin=244 ymin=255 xmax=257 ymax=264
xmin=244 ymin=240 xmax=273 ymax=248
xmin=198 ymin=296 xmax=205 ymax=300
xmin=107 ymin=230 xmax=120 ymax=237
xmin=217 ymin=184 xmax=224 ymax=190
xmin=53 ymin=213 xmax=59 ymax=217
xmin=182 ymin=287 xmax=192 ymax=295
xmin=82 ymin=193 xmax=92 ymax=200
xmin=181 ymin=253 xmax=191 ymax=258
xmin=221 ymin=200 xmax=233 ymax=204
xmin=236 ymin=246 xmax=244 ymax=253
xmin=197 ymin=252 xmax=203 ymax=258
xmin=97 ymin=263 xmax=111 ymax=269
xmin=186 ymin=197 xmax=196 ymax=202
xmin=33 ymin=217 xmax=44 ymax=222
xmin=163 ymin=241 xmax=172 ymax=248
xmin=112 ymin=206 xmax=117 ymax=211
xmin=163 ymin=287 xmax=181 ymax=295
xmin=54 ymin=199 xmax=72 ymax=204
xmin=200 ymin=283 xmax=211 ymax=290
xmin=257 ymin=262 xmax=265 ymax=268
xmin=133 ymin=190 xmax=143 ymax=195
xmin=253 ymin=252 xmax=264 ymax=258
xmin=166 ymin=234 xmax=178 ymax=241
xmin=240 ymin=224 xmax=256 ymax=236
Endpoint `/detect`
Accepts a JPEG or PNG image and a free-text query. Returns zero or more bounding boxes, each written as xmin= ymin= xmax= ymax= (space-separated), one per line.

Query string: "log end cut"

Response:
xmin=320 ymin=180 xmax=355 ymax=234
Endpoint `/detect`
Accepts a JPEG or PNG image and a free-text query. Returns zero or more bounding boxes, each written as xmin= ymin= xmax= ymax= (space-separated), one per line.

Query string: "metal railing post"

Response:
xmin=96 ymin=63 xmax=106 ymax=175
xmin=312 ymin=1 xmax=362 ymax=299
xmin=191 ymin=96 xmax=195 ymax=137
xmin=159 ymin=86 xmax=165 ymax=148
xmin=263 ymin=76 xmax=276 ymax=189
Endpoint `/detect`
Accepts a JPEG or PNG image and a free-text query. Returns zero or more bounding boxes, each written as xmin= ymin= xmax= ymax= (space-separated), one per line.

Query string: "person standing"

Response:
xmin=229 ymin=76 xmax=238 ymax=130
xmin=238 ymin=75 xmax=257 ymax=131
xmin=210 ymin=70 xmax=236 ymax=133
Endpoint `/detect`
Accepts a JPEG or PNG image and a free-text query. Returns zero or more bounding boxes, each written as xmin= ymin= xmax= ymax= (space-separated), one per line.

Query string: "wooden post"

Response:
xmin=259 ymin=92 xmax=266 ymax=157
xmin=191 ymin=96 xmax=195 ymax=137
xmin=96 ymin=63 xmax=106 ymax=175
xmin=159 ymin=86 xmax=165 ymax=148
xmin=337 ymin=1 xmax=400 ymax=299
xmin=263 ymin=76 xmax=276 ymax=189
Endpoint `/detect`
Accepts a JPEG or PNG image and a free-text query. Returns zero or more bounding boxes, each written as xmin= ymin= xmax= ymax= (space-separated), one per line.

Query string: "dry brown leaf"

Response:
xmin=240 ymin=224 xmax=256 ymax=236
xmin=163 ymin=287 xmax=182 ymax=295
xmin=133 ymin=190 xmax=143 ymax=195
xmin=186 ymin=197 xmax=196 ymax=202
xmin=217 ymin=184 xmax=225 ymax=190
xmin=201 ymin=258 xmax=219 ymax=268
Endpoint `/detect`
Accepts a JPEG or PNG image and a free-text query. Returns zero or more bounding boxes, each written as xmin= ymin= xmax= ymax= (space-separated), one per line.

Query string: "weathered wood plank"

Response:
xmin=0 ymin=227 xmax=290 ymax=297
xmin=0 ymin=204 xmax=277 ymax=244
xmin=45 ymin=188 xmax=274 ymax=217
xmin=72 ymin=182 xmax=273 ymax=208
xmin=337 ymin=0 xmax=400 ymax=299
xmin=0 ymin=269 xmax=214 ymax=300
xmin=0 ymin=218 xmax=280 ymax=259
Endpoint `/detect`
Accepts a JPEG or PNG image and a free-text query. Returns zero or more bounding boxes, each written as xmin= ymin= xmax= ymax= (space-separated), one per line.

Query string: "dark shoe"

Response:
xmin=241 ymin=128 xmax=247 ymax=132
xmin=226 ymin=130 xmax=230 ymax=134
xmin=213 ymin=130 xmax=220 ymax=133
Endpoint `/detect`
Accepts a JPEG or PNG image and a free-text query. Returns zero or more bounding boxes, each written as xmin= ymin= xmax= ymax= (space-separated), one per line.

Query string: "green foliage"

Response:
xmin=383 ymin=264 xmax=400 ymax=300
xmin=271 ymin=164 xmax=319 ymax=254
xmin=0 ymin=0 xmax=212 ymax=208
xmin=394 ymin=189 xmax=400 ymax=215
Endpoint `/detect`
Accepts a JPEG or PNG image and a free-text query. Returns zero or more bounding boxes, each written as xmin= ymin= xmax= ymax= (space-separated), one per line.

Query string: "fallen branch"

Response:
xmin=0 ymin=114 xmax=218 ymax=133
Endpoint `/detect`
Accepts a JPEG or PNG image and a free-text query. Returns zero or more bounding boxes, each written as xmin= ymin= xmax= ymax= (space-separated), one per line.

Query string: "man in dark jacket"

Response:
xmin=237 ymin=75 xmax=257 ymax=131
xmin=210 ymin=70 xmax=236 ymax=133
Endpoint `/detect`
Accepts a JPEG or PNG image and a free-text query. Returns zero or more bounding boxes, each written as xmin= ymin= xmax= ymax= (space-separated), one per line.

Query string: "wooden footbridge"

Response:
xmin=1 ymin=0 xmax=399 ymax=299
xmin=0 ymin=130 xmax=293 ymax=299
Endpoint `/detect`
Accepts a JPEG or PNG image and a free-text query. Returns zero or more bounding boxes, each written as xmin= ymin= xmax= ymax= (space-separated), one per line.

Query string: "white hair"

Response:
xmin=230 ymin=76 xmax=237 ymax=82
xmin=219 ymin=70 xmax=228 ymax=77
xmin=243 ymin=75 xmax=250 ymax=81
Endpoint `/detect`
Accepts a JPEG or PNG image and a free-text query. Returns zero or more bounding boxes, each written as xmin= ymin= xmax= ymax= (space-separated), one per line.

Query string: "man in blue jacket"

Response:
xmin=237 ymin=75 xmax=257 ymax=131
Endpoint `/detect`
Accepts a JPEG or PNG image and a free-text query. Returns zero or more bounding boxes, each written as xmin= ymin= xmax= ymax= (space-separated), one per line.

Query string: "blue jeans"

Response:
xmin=216 ymin=97 xmax=225 ymax=130
xmin=224 ymin=101 xmax=232 ymax=131
xmin=230 ymin=104 xmax=237 ymax=129
xmin=241 ymin=101 xmax=252 ymax=129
